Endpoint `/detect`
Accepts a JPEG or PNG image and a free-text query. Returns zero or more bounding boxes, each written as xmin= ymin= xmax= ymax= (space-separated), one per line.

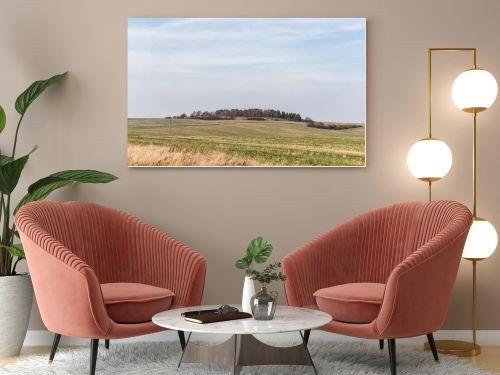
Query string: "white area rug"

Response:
xmin=0 ymin=341 xmax=494 ymax=374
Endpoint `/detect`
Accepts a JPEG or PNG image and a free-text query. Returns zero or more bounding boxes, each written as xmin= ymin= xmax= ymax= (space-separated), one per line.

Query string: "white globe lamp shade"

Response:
xmin=452 ymin=69 xmax=498 ymax=113
xmin=462 ymin=218 xmax=498 ymax=260
xmin=407 ymin=138 xmax=453 ymax=181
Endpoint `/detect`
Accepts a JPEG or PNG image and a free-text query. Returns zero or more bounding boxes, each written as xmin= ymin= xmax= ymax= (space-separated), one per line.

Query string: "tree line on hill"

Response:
xmin=307 ymin=122 xmax=363 ymax=130
xmin=172 ymin=108 xmax=303 ymax=121
xmin=167 ymin=108 xmax=363 ymax=130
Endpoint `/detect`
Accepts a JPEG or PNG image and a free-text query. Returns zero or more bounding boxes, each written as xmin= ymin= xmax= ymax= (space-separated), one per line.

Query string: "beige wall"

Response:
xmin=2 ymin=0 xmax=500 ymax=331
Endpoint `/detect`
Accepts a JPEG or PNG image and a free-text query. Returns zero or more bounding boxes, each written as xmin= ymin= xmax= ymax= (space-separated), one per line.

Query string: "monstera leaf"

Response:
xmin=246 ymin=236 xmax=273 ymax=263
xmin=15 ymin=169 xmax=117 ymax=213
xmin=15 ymin=72 xmax=67 ymax=115
xmin=235 ymin=258 xmax=251 ymax=269
xmin=235 ymin=237 xmax=274 ymax=269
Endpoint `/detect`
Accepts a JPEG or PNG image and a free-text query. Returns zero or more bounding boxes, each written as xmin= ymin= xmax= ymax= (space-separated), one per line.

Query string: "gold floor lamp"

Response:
xmin=407 ymin=48 xmax=498 ymax=356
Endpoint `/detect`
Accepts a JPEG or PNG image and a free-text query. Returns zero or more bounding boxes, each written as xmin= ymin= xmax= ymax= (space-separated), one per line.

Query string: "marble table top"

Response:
xmin=152 ymin=305 xmax=332 ymax=335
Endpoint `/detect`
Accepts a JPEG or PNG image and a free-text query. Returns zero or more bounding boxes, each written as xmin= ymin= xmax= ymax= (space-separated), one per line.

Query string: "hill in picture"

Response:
xmin=128 ymin=109 xmax=364 ymax=166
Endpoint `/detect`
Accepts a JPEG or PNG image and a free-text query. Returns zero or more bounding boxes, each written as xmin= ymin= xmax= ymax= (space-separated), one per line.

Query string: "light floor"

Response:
xmin=1 ymin=345 xmax=500 ymax=373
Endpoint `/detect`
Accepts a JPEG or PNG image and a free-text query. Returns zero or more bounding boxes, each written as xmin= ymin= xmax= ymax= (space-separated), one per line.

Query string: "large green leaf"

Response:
xmin=14 ymin=169 xmax=117 ymax=213
xmin=246 ymin=237 xmax=273 ymax=264
xmin=0 ymin=147 xmax=37 ymax=194
xmin=235 ymin=258 xmax=250 ymax=269
xmin=0 ymin=244 xmax=25 ymax=260
xmin=0 ymin=105 xmax=5 ymax=134
xmin=50 ymin=169 xmax=117 ymax=183
xmin=16 ymin=180 xmax=73 ymax=212
xmin=0 ymin=155 xmax=13 ymax=166
xmin=28 ymin=170 xmax=117 ymax=193
xmin=15 ymin=72 xmax=67 ymax=115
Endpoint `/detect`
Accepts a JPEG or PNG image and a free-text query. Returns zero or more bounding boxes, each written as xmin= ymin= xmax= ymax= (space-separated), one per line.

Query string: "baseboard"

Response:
xmin=23 ymin=329 xmax=500 ymax=347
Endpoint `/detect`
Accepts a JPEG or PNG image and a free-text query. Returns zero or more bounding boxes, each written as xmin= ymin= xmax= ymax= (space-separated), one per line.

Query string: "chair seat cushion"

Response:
xmin=313 ymin=283 xmax=385 ymax=324
xmin=101 ymin=283 xmax=174 ymax=324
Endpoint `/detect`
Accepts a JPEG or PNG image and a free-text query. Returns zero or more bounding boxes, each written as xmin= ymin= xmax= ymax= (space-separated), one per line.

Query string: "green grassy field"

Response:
xmin=128 ymin=118 xmax=365 ymax=166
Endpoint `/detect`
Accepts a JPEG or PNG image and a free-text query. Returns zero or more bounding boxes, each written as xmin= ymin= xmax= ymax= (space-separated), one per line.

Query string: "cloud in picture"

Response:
xmin=128 ymin=18 xmax=366 ymax=123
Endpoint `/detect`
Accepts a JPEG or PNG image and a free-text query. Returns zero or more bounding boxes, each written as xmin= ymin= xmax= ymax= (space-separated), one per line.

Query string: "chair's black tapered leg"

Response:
xmin=177 ymin=330 xmax=186 ymax=350
xmin=379 ymin=339 xmax=384 ymax=350
xmin=105 ymin=339 xmax=110 ymax=350
xmin=426 ymin=333 xmax=439 ymax=362
xmin=48 ymin=333 xmax=62 ymax=363
xmin=303 ymin=329 xmax=311 ymax=347
xmin=388 ymin=339 xmax=396 ymax=375
xmin=90 ymin=339 xmax=99 ymax=375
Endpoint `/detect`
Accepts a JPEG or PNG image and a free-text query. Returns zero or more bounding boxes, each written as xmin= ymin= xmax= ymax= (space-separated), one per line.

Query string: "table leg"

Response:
xmin=177 ymin=330 xmax=186 ymax=350
xmin=300 ymin=331 xmax=318 ymax=375
xmin=177 ymin=332 xmax=192 ymax=368
xmin=233 ymin=335 xmax=241 ymax=375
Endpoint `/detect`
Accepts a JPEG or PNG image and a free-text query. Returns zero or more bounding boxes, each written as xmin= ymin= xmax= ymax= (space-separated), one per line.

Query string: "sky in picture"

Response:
xmin=128 ymin=18 xmax=366 ymax=123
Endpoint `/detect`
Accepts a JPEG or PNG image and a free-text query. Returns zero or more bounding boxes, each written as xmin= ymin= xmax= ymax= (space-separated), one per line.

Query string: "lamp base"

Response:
xmin=424 ymin=340 xmax=481 ymax=357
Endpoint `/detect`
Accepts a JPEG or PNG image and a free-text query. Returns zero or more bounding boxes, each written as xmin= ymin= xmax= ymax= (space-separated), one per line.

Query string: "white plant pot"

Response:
xmin=241 ymin=276 xmax=255 ymax=313
xmin=0 ymin=274 xmax=33 ymax=358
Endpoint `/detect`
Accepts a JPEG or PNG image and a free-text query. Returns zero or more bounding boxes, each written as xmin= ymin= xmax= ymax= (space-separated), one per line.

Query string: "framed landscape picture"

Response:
xmin=128 ymin=18 xmax=366 ymax=167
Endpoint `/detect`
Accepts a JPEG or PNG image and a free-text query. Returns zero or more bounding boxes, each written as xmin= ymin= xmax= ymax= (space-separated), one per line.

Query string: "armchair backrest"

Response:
xmin=345 ymin=200 xmax=469 ymax=284
xmin=16 ymin=200 xmax=132 ymax=284
xmin=342 ymin=201 xmax=421 ymax=284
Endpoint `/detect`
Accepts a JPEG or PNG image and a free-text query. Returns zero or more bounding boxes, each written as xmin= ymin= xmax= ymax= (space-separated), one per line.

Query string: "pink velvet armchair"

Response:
xmin=283 ymin=200 xmax=472 ymax=375
xmin=16 ymin=200 xmax=206 ymax=375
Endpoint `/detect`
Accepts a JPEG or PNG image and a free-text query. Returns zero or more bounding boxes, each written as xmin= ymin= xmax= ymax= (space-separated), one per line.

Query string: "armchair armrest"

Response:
xmin=17 ymin=230 xmax=111 ymax=339
xmin=376 ymin=227 xmax=470 ymax=338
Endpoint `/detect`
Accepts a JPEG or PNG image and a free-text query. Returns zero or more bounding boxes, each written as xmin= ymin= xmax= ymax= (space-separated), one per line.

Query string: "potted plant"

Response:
xmin=235 ymin=237 xmax=273 ymax=313
xmin=0 ymin=72 xmax=117 ymax=358
xmin=235 ymin=237 xmax=286 ymax=318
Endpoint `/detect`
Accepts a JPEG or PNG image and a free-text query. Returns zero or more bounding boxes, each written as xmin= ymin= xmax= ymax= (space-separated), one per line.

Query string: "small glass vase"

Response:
xmin=250 ymin=285 xmax=278 ymax=320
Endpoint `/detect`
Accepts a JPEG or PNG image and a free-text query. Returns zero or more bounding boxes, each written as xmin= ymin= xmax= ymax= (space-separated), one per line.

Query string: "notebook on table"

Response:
xmin=182 ymin=308 xmax=252 ymax=324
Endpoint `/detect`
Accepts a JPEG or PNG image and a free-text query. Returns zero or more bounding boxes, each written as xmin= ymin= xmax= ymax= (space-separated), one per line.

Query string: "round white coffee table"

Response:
xmin=153 ymin=305 xmax=331 ymax=374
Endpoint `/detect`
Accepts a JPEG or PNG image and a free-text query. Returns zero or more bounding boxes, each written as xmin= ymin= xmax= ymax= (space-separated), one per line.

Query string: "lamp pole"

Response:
xmin=463 ymin=109 xmax=485 ymax=354
xmin=472 ymin=112 xmax=477 ymax=218
xmin=423 ymin=47 xmax=484 ymax=357
xmin=469 ymin=109 xmax=479 ymax=352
